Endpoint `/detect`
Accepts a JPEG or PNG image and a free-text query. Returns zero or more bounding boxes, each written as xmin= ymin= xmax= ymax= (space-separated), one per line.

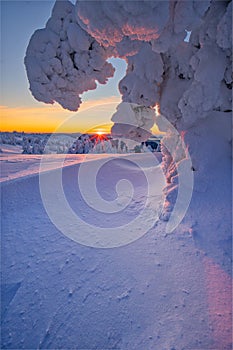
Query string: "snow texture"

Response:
xmin=1 ymin=154 xmax=232 ymax=349
xmin=76 ymin=0 xmax=170 ymax=46
xmin=0 ymin=151 xmax=100 ymax=182
xmin=22 ymin=2 xmax=233 ymax=347
xmin=25 ymin=1 xmax=114 ymax=111
xmin=25 ymin=0 xmax=231 ymax=120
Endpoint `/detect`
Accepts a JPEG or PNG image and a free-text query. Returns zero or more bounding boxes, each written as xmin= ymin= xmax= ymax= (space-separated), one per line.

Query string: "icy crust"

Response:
xmin=25 ymin=0 xmax=114 ymax=111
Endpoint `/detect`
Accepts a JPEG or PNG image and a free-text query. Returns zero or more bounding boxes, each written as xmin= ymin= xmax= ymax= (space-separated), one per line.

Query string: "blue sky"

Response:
xmin=1 ymin=0 xmax=56 ymax=107
xmin=0 ymin=0 xmax=127 ymax=132
xmin=1 ymin=0 xmax=127 ymax=107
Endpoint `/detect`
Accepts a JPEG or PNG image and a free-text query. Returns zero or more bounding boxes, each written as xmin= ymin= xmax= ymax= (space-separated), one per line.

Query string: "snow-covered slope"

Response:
xmin=0 ymin=152 xmax=124 ymax=183
xmin=0 ymin=144 xmax=22 ymax=154
xmin=1 ymin=154 xmax=232 ymax=349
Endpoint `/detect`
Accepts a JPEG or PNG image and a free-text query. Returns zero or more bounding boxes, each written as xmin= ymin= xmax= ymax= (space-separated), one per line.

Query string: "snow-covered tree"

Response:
xmin=25 ymin=0 xmax=232 ymax=259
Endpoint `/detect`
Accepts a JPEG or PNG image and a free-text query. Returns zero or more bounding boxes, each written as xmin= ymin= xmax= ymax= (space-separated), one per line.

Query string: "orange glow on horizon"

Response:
xmin=0 ymin=97 xmax=163 ymax=136
xmin=0 ymin=96 xmax=120 ymax=134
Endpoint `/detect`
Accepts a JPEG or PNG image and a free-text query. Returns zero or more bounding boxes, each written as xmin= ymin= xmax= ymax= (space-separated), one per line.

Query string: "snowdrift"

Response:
xmin=1 ymin=155 xmax=232 ymax=349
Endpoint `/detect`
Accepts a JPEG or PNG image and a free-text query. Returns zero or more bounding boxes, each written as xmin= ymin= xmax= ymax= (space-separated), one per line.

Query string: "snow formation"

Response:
xmin=111 ymin=102 xmax=155 ymax=144
xmin=3 ymin=1 xmax=231 ymax=348
xmin=25 ymin=1 xmax=114 ymax=111
xmin=25 ymin=0 xmax=231 ymax=115
xmin=25 ymin=0 xmax=232 ymax=266
xmin=25 ymin=0 xmax=231 ymax=207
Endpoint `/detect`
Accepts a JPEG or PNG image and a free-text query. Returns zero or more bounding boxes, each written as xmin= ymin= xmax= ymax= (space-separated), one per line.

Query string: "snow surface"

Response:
xmin=1 ymin=153 xmax=232 ymax=349
xmin=0 ymin=152 xmax=125 ymax=183
xmin=8 ymin=0 xmax=233 ymax=348
xmin=0 ymin=144 xmax=22 ymax=154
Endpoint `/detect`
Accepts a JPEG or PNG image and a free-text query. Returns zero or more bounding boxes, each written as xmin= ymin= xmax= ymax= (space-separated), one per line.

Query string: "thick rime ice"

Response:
xmin=25 ymin=0 xmax=114 ymax=111
xmin=25 ymin=0 xmax=232 ymax=256
xmin=25 ymin=0 xmax=231 ymax=117
xmin=111 ymin=102 xmax=155 ymax=144
xmin=76 ymin=0 xmax=170 ymax=46
xmin=119 ymin=43 xmax=164 ymax=107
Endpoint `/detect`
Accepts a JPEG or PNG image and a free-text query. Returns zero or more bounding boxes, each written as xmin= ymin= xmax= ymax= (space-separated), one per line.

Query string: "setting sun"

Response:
xmin=96 ymin=130 xmax=105 ymax=135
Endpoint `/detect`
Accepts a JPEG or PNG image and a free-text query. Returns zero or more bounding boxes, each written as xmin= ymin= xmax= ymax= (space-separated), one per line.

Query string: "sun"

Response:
xmin=96 ymin=130 xmax=104 ymax=135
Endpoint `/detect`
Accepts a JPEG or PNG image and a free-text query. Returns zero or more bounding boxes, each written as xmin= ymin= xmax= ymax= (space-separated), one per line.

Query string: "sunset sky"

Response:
xmin=0 ymin=0 xmax=161 ymax=135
